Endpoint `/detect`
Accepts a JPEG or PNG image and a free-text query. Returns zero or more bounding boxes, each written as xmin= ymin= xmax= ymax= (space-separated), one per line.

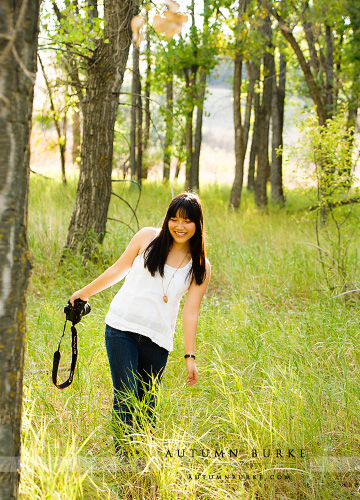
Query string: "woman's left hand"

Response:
xmin=185 ymin=358 xmax=199 ymax=386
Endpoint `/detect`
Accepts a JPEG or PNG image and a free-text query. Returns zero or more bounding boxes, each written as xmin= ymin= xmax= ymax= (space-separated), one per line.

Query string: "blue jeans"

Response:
xmin=105 ymin=324 xmax=169 ymax=445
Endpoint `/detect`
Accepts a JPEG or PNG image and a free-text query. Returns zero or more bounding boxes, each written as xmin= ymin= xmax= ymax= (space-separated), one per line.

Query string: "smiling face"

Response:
xmin=168 ymin=209 xmax=196 ymax=247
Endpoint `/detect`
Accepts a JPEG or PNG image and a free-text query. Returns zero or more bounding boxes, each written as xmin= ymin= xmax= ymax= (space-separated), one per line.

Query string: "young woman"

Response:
xmin=70 ymin=192 xmax=211 ymax=453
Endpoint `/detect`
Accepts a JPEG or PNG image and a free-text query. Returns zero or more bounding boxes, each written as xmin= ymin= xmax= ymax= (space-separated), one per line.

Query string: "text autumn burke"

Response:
xmin=164 ymin=448 xmax=306 ymax=459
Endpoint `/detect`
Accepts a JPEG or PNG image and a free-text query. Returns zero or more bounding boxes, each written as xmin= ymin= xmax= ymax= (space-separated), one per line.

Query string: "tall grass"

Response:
xmin=22 ymin=174 xmax=360 ymax=499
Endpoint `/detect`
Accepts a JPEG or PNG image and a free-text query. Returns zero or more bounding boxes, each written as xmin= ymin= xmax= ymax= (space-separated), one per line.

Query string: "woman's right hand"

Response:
xmin=69 ymin=290 xmax=88 ymax=306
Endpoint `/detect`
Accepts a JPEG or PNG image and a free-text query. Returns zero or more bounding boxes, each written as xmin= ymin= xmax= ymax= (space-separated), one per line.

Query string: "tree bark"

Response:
xmin=87 ymin=0 xmax=98 ymax=19
xmin=0 ymin=1 xmax=40 ymax=498
xmin=184 ymin=0 xmax=197 ymax=191
xmin=174 ymin=132 xmax=186 ymax=180
xmin=302 ymin=2 xmax=320 ymax=75
xmin=143 ymin=9 xmax=151 ymax=153
xmin=184 ymin=67 xmax=197 ymax=191
xmin=63 ymin=0 xmax=135 ymax=257
xmin=255 ymin=16 xmax=272 ymax=208
xmin=230 ymin=54 xmax=245 ymax=208
xmin=175 ymin=157 xmax=181 ymax=180
xmin=325 ymin=23 xmax=334 ymax=118
xmin=192 ymin=71 xmax=207 ymax=192
xmin=244 ymin=61 xmax=255 ymax=154
xmin=130 ymin=44 xmax=139 ymax=179
xmin=136 ymin=61 xmax=142 ymax=184
xmin=229 ymin=0 xmax=247 ymax=208
xmin=163 ymin=76 xmax=173 ymax=182
xmin=347 ymin=0 xmax=360 ymax=128
xmin=270 ymin=53 xmax=286 ymax=203
xmin=248 ymin=62 xmax=260 ymax=191
xmin=72 ymin=108 xmax=81 ymax=165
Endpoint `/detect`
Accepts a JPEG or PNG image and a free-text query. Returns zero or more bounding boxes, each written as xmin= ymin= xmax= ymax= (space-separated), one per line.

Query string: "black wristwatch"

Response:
xmin=184 ymin=354 xmax=196 ymax=360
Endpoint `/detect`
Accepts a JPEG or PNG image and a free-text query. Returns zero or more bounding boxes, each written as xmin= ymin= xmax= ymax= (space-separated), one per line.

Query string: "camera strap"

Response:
xmin=52 ymin=319 xmax=78 ymax=389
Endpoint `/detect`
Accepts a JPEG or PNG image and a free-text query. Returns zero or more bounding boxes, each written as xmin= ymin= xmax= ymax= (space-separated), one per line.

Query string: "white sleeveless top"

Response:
xmin=105 ymin=252 xmax=193 ymax=352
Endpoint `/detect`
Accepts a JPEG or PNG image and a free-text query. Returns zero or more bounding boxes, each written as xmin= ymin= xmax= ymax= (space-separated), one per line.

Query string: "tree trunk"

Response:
xmin=175 ymin=157 xmax=181 ymax=180
xmin=63 ymin=0 xmax=135 ymax=257
xmin=131 ymin=42 xmax=142 ymax=183
xmin=87 ymin=0 xmax=98 ymax=19
xmin=163 ymin=76 xmax=173 ymax=182
xmin=185 ymin=104 xmax=193 ymax=190
xmin=0 ymin=1 xmax=40 ymax=498
xmin=244 ymin=61 xmax=256 ymax=154
xmin=255 ymin=16 xmax=272 ymax=208
xmin=61 ymin=113 xmax=67 ymax=185
xmin=247 ymin=62 xmax=260 ymax=191
xmin=130 ymin=45 xmax=138 ymax=179
xmin=137 ymin=66 xmax=143 ymax=184
xmin=270 ymin=53 xmax=286 ymax=203
xmin=192 ymin=71 xmax=207 ymax=192
xmin=184 ymin=67 xmax=196 ymax=191
xmin=143 ymin=9 xmax=151 ymax=153
xmin=325 ymin=23 xmax=334 ymax=118
xmin=184 ymin=0 xmax=197 ymax=191
xmin=302 ymin=2 xmax=320 ymax=75
xmin=347 ymin=1 xmax=360 ymax=129
xmin=174 ymin=132 xmax=186 ymax=180
xmin=230 ymin=54 xmax=245 ymax=208
xmin=229 ymin=0 xmax=247 ymax=208
xmin=72 ymin=108 xmax=81 ymax=165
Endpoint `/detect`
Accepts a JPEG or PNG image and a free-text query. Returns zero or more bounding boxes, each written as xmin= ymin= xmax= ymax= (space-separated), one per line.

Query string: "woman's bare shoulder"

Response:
xmin=205 ymin=257 xmax=211 ymax=269
xmin=136 ymin=226 xmax=159 ymax=253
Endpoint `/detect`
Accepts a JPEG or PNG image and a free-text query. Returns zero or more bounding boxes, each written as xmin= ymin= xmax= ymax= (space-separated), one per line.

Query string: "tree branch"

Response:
xmin=51 ymin=0 xmax=85 ymax=105
xmin=110 ymin=192 xmax=140 ymax=231
xmin=258 ymin=0 xmax=327 ymax=125
xmin=309 ymin=197 xmax=360 ymax=211
xmin=302 ymin=1 xmax=320 ymax=74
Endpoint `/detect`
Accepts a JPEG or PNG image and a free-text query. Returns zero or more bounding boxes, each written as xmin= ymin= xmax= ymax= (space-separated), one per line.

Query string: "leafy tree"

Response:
xmin=229 ymin=0 xmax=249 ymax=209
xmin=41 ymin=0 xmax=137 ymax=258
xmin=224 ymin=0 xmax=286 ymax=208
xmin=259 ymin=0 xmax=360 ymax=126
xmin=254 ymin=14 xmax=273 ymax=208
xmin=152 ymin=38 xmax=183 ymax=182
xmin=257 ymin=0 xmax=360 ymax=217
xmin=152 ymin=0 xmax=221 ymax=190
xmin=296 ymin=111 xmax=359 ymax=290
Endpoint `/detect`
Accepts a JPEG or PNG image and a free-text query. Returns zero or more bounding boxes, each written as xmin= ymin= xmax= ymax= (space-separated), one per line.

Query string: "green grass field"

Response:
xmin=21 ymin=174 xmax=360 ymax=499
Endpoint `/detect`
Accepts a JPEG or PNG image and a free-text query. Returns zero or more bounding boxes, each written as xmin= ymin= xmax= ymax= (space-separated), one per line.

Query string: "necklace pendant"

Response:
xmin=163 ymin=295 xmax=168 ymax=303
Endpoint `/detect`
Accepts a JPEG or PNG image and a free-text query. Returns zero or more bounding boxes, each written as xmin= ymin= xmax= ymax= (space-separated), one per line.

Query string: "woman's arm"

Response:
xmin=70 ymin=227 xmax=156 ymax=305
xmin=182 ymin=259 xmax=211 ymax=386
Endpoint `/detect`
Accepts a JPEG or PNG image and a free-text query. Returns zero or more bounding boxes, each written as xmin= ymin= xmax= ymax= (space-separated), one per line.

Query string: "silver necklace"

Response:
xmin=162 ymin=252 xmax=189 ymax=303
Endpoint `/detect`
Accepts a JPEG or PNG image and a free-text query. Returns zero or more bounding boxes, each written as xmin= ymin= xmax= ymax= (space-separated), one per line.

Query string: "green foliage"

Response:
xmin=299 ymin=111 xmax=356 ymax=202
xmin=23 ymin=177 xmax=360 ymax=498
xmin=41 ymin=0 xmax=105 ymax=63
xmin=33 ymin=110 xmax=53 ymax=130
xmin=148 ymin=3 xmax=225 ymax=172
xmin=293 ymin=110 xmax=360 ymax=292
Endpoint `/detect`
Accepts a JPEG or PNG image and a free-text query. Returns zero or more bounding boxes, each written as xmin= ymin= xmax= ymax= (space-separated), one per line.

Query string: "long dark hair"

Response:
xmin=143 ymin=192 xmax=207 ymax=285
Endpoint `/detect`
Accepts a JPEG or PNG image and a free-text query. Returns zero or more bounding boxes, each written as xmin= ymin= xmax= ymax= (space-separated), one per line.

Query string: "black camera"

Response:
xmin=64 ymin=298 xmax=91 ymax=325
